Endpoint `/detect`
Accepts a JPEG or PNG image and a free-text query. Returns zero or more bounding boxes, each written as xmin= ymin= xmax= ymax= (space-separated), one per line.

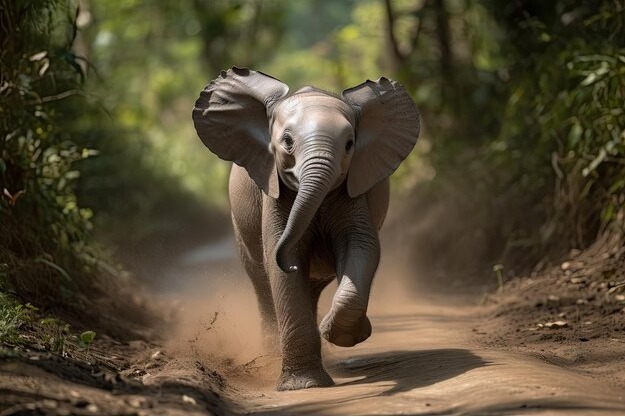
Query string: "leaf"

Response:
xmin=580 ymin=62 xmax=610 ymax=87
xmin=568 ymin=123 xmax=583 ymax=147
xmin=35 ymin=258 xmax=72 ymax=283
xmin=80 ymin=330 xmax=96 ymax=345
xmin=582 ymin=148 xmax=607 ymax=177
xmin=29 ymin=51 xmax=48 ymax=61
xmin=38 ymin=60 xmax=50 ymax=77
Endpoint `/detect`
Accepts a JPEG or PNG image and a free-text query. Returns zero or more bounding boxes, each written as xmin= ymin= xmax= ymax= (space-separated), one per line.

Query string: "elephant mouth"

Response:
xmin=278 ymin=169 xmax=300 ymax=191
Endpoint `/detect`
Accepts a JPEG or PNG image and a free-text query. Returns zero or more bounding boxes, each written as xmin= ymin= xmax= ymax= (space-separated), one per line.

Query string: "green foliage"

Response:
xmin=0 ymin=295 xmax=37 ymax=345
xmin=39 ymin=317 xmax=70 ymax=354
xmin=0 ymin=0 xmax=158 ymax=339
xmin=0 ymin=0 xmax=99 ymax=304
xmin=484 ymin=0 xmax=625 ymax=252
xmin=80 ymin=330 xmax=96 ymax=347
xmin=2 ymin=0 xmax=623 ymax=312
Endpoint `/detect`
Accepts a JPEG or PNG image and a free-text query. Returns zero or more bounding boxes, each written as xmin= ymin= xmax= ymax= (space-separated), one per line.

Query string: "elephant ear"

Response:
xmin=192 ymin=66 xmax=289 ymax=198
xmin=342 ymin=78 xmax=420 ymax=198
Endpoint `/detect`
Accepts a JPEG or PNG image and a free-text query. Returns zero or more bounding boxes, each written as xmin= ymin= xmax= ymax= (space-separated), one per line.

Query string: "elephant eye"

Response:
xmin=281 ymin=133 xmax=294 ymax=152
xmin=345 ymin=139 xmax=354 ymax=152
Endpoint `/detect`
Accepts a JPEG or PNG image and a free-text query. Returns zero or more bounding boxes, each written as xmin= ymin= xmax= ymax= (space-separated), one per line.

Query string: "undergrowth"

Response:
xmin=395 ymin=1 xmax=625 ymax=288
xmin=0 ymin=0 xmax=161 ymax=344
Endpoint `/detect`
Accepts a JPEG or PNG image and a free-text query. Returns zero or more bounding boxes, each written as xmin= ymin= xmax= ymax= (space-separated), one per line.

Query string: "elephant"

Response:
xmin=192 ymin=67 xmax=420 ymax=391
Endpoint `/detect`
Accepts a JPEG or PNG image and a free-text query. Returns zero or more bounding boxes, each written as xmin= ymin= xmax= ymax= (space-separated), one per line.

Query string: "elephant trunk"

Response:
xmin=276 ymin=155 xmax=338 ymax=273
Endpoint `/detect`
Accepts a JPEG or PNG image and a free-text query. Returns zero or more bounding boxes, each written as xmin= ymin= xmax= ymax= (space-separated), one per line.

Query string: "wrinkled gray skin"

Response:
xmin=193 ymin=67 xmax=420 ymax=391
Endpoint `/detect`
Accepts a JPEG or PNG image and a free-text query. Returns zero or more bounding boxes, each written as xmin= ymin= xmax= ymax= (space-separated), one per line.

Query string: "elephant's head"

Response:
xmin=193 ymin=67 xmax=420 ymax=273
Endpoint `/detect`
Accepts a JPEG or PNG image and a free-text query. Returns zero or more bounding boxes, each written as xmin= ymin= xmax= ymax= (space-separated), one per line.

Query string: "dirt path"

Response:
xmin=238 ymin=302 xmax=625 ymax=415
xmin=156 ymin=236 xmax=625 ymax=415
xmin=3 ymin=236 xmax=624 ymax=415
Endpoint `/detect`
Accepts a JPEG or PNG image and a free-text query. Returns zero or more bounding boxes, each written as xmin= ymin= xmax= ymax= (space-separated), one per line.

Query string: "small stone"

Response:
xmin=150 ymin=350 xmax=162 ymax=359
xmin=544 ymin=320 xmax=568 ymax=328
xmin=583 ymin=321 xmax=593 ymax=325
xmin=182 ymin=394 xmax=197 ymax=406
xmin=41 ymin=399 xmax=58 ymax=409
xmin=576 ymin=298 xmax=588 ymax=305
xmin=615 ymin=295 xmax=625 ymax=301
xmin=127 ymin=398 xmax=149 ymax=408
xmin=548 ymin=295 xmax=560 ymax=302
xmin=561 ymin=261 xmax=571 ymax=270
xmin=570 ymin=277 xmax=584 ymax=284
xmin=86 ymin=404 xmax=99 ymax=413
xmin=558 ymin=312 xmax=567 ymax=318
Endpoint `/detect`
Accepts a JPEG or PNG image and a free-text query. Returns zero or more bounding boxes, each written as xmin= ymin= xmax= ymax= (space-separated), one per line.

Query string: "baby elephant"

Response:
xmin=193 ymin=67 xmax=420 ymax=391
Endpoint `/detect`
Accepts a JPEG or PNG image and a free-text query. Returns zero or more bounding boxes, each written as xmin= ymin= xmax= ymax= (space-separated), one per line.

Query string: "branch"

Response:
xmin=407 ymin=0 xmax=428 ymax=53
xmin=26 ymin=89 xmax=90 ymax=105
xmin=383 ymin=0 xmax=406 ymax=64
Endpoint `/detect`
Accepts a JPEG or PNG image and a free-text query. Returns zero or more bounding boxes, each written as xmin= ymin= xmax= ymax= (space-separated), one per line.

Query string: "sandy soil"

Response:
xmin=2 ymin=234 xmax=625 ymax=415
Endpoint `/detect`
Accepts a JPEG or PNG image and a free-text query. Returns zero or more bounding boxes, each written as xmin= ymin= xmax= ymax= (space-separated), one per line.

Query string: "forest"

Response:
xmin=1 ymin=0 xmax=624 ymax=414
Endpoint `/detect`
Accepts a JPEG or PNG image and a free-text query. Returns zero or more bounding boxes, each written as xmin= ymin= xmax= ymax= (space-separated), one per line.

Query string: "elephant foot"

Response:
xmin=319 ymin=308 xmax=372 ymax=347
xmin=276 ymin=367 xmax=334 ymax=391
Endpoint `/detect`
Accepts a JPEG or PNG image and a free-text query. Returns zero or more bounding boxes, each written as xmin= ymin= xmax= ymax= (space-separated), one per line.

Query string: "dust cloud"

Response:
xmin=157 ymin=198 xmax=442 ymax=384
xmin=151 ymin=183 xmax=500 ymax=396
xmin=140 ymin=196 xmax=625 ymax=414
xmin=156 ymin=240 xmax=274 ymax=388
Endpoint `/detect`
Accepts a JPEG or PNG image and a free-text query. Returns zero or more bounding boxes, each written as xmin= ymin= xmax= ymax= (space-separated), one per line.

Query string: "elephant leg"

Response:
xmin=319 ymin=197 xmax=380 ymax=348
xmin=262 ymin=204 xmax=333 ymax=391
xmin=270 ymin=267 xmax=334 ymax=390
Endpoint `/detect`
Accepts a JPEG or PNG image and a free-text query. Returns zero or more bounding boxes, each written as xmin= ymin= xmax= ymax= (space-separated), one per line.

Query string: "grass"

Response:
xmin=0 ymin=294 xmax=36 ymax=345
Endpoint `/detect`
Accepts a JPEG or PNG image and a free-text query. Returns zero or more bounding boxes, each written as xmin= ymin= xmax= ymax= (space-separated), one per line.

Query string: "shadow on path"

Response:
xmin=331 ymin=348 xmax=489 ymax=395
